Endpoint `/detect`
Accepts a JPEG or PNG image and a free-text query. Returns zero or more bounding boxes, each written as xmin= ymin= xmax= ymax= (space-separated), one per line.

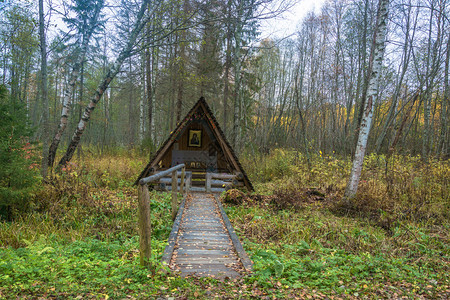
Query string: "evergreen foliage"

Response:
xmin=0 ymin=85 xmax=39 ymax=220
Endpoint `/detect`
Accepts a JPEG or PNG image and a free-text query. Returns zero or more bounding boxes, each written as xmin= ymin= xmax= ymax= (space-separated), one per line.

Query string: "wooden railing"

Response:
xmin=205 ymin=172 xmax=243 ymax=193
xmin=137 ymin=164 xmax=190 ymax=267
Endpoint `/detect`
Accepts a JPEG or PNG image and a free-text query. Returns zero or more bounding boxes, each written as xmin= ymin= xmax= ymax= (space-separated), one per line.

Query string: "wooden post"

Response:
xmin=186 ymin=173 xmax=191 ymax=192
xmin=171 ymin=171 xmax=177 ymax=220
xmin=180 ymin=167 xmax=185 ymax=195
xmin=206 ymin=172 xmax=212 ymax=192
xmin=138 ymin=184 xmax=151 ymax=267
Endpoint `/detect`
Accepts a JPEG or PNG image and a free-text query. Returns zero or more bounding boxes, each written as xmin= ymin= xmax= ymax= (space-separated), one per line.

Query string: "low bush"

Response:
xmin=0 ymin=85 xmax=40 ymax=220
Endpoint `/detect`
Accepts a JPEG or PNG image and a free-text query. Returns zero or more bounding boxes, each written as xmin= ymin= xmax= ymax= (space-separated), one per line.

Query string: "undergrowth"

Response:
xmin=0 ymin=149 xmax=448 ymax=299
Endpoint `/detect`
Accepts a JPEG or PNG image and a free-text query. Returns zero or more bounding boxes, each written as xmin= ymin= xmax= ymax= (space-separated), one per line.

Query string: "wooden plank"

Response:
xmin=179 ymin=233 xmax=229 ymax=238
xmin=181 ymin=227 xmax=225 ymax=231
xmin=177 ymin=263 xmax=239 ymax=268
xmin=189 ymin=186 xmax=206 ymax=192
xmin=180 ymin=268 xmax=239 ymax=273
xmin=164 ymin=192 xmax=252 ymax=278
xmin=210 ymin=173 xmax=236 ymax=180
xmin=176 ymin=245 xmax=233 ymax=251
xmin=180 ymin=270 xmax=240 ymax=278
xmin=176 ymin=249 xmax=232 ymax=255
xmin=171 ymin=171 xmax=177 ymax=220
xmin=175 ymin=257 xmax=237 ymax=263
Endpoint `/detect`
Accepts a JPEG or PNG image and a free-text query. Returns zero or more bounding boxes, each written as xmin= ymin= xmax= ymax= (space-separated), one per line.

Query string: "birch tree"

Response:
xmin=344 ymin=0 xmax=390 ymax=199
xmin=57 ymin=0 xmax=150 ymax=168
xmin=48 ymin=0 xmax=105 ymax=168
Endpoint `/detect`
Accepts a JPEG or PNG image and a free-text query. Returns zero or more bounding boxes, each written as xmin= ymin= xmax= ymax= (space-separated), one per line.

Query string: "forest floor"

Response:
xmin=0 ymin=149 xmax=449 ymax=299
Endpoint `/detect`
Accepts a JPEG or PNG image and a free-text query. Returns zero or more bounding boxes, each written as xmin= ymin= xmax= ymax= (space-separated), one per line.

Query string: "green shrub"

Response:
xmin=0 ymin=85 xmax=40 ymax=220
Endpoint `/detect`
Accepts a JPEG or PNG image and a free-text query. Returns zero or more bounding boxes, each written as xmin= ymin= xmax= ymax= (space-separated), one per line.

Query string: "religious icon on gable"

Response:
xmin=188 ymin=130 xmax=202 ymax=147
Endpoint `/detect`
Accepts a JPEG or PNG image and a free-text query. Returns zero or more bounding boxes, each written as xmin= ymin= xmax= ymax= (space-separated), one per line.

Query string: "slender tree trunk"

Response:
xmin=139 ymin=51 xmax=145 ymax=144
xmin=57 ymin=0 xmax=150 ymax=168
xmin=422 ymin=2 xmax=434 ymax=161
xmin=233 ymin=44 xmax=241 ymax=150
xmin=223 ymin=0 xmax=232 ymax=134
xmin=440 ymin=33 xmax=450 ymax=158
xmin=128 ymin=57 xmax=135 ymax=147
xmin=145 ymin=4 xmax=154 ymax=146
xmin=351 ymin=0 xmax=369 ymax=156
xmin=77 ymin=61 xmax=85 ymax=160
xmin=232 ymin=0 xmax=245 ymax=150
xmin=345 ymin=0 xmax=389 ymax=199
xmin=39 ymin=0 xmax=50 ymax=179
xmin=176 ymin=0 xmax=188 ymax=124
xmin=388 ymin=91 xmax=419 ymax=156
xmin=48 ymin=4 xmax=103 ymax=167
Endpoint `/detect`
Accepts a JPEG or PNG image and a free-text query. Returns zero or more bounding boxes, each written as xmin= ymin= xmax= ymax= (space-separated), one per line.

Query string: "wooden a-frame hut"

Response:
xmin=135 ymin=97 xmax=253 ymax=192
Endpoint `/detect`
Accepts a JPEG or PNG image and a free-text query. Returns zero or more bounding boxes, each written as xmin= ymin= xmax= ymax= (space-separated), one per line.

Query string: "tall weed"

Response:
xmin=241 ymin=149 xmax=449 ymax=226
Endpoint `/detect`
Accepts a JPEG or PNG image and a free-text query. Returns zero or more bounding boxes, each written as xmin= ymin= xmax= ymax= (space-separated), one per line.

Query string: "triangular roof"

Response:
xmin=135 ymin=97 xmax=254 ymax=191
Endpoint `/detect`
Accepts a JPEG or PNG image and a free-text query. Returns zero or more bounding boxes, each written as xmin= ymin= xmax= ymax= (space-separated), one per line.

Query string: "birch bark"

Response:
xmin=139 ymin=51 xmax=145 ymax=143
xmin=57 ymin=0 xmax=150 ymax=168
xmin=344 ymin=0 xmax=389 ymax=199
xmin=48 ymin=3 xmax=103 ymax=168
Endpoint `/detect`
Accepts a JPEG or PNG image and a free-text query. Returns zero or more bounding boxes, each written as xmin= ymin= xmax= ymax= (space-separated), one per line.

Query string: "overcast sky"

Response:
xmin=47 ymin=0 xmax=327 ymax=47
xmin=260 ymin=0 xmax=327 ymax=38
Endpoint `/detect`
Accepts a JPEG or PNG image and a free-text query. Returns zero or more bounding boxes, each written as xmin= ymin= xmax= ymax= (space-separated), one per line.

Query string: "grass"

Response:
xmin=0 ymin=149 xmax=449 ymax=299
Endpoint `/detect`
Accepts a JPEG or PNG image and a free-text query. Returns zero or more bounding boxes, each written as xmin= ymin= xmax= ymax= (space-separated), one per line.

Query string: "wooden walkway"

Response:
xmin=162 ymin=192 xmax=252 ymax=278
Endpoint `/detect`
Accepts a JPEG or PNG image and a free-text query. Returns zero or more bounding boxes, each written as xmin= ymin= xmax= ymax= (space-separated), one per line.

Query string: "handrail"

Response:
xmin=137 ymin=163 xmax=189 ymax=267
xmin=205 ymin=172 xmax=243 ymax=192
xmin=139 ymin=164 xmax=186 ymax=185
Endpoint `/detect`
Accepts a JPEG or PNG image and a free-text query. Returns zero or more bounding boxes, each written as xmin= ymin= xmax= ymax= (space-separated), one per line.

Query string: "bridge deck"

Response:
xmin=162 ymin=192 xmax=252 ymax=278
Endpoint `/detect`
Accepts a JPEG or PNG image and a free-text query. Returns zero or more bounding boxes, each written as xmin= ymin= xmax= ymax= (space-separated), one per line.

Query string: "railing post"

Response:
xmin=186 ymin=173 xmax=191 ymax=192
xmin=138 ymin=184 xmax=151 ymax=267
xmin=180 ymin=167 xmax=185 ymax=195
xmin=206 ymin=172 xmax=212 ymax=192
xmin=171 ymin=170 xmax=177 ymax=221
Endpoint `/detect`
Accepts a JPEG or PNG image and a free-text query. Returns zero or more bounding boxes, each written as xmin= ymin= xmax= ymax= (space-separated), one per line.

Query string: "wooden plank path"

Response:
xmin=162 ymin=192 xmax=252 ymax=278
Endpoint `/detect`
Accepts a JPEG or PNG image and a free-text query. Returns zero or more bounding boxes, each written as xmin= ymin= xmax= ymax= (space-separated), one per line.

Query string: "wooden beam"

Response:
xmin=180 ymin=167 xmax=185 ymax=195
xmin=206 ymin=172 xmax=212 ymax=192
xmin=138 ymin=184 xmax=151 ymax=267
xmin=139 ymin=164 xmax=185 ymax=185
xmin=171 ymin=171 xmax=177 ymax=221
xmin=210 ymin=173 xmax=236 ymax=180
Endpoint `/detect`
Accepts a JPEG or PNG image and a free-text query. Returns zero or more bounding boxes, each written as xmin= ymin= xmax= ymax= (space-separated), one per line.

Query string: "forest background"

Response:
xmin=0 ymin=0 xmax=449 ymax=298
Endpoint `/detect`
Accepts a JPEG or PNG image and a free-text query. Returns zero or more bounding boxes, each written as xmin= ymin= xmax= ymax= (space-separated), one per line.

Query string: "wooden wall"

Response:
xmin=160 ymin=121 xmax=230 ymax=172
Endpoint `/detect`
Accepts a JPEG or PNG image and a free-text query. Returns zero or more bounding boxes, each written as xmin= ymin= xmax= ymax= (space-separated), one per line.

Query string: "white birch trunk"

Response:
xmin=139 ymin=52 xmax=145 ymax=143
xmin=345 ymin=0 xmax=389 ymax=199
xmin=48 ymin=4 xmax=103 ymax=168
xmin=58 ymin=0 xmax=150 ymax=168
